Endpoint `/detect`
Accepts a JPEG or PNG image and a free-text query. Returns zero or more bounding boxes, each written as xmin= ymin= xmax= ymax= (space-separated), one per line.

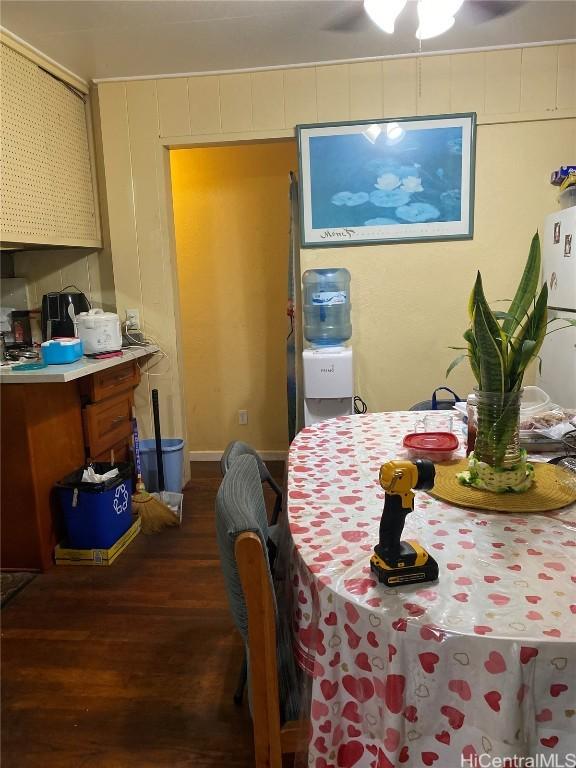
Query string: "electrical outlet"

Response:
xmin=238 ymin=410 xmax=248 ymax=425
xmin=126 ymin=309 xmax=140 ymax=330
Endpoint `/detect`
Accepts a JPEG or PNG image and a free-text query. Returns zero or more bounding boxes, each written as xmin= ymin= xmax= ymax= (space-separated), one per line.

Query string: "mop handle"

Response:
xmin=152 ymin=389 xmax=165 ymax=493
xmin=132 ymin=410 xmax=143 ymax=479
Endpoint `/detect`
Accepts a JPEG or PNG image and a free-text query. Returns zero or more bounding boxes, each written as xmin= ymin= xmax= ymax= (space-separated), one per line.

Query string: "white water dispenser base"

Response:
xmin=303 ymin=347 xmax=353 ymax=427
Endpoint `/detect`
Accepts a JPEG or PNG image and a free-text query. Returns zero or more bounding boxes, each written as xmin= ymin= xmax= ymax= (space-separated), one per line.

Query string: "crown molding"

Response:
xmin=93 ymin=38 xmax=576 ymax=84
xmin=0 ymin=26 xmax=88 ymax=94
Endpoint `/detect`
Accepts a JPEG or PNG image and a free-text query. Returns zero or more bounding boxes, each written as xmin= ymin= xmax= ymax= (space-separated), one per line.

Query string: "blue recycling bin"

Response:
xmin=139 ymin=438 xmax=184 ymax=492
xmin=56 ymin=463 xmax=133 ymax=549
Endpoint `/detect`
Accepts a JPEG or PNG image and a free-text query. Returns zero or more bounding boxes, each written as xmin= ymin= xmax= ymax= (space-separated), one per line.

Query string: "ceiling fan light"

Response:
xmin=364 ymin=0 xmax=408 ymax=34
xmin=416 ymin=14 xmax=455 ymax=39
xmin=416 ymin=0 xmax=463 ymax=39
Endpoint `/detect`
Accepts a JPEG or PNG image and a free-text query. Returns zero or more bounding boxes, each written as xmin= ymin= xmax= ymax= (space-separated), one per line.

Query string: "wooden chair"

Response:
xmin=236 ymin=531 xmax=308 ymax=767
xmin=215 ymin=454 xmax=308 ymax=768
xmin=221 ymin=441 xmax=284 ymax=705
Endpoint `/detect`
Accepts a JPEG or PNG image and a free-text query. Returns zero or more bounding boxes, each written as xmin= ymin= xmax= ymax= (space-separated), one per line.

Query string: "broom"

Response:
xmin=131 ymin=407 xmax=179 ymax=534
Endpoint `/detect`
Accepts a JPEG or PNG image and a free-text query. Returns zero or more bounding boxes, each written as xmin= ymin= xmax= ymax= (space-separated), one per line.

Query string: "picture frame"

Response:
xmin=296 ymin=113 xmax=476 ymax=248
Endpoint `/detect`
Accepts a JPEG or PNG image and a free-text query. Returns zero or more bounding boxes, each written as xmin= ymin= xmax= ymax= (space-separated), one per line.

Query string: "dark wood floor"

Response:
xmin=1 ymin=462 xmax=284 ymax=768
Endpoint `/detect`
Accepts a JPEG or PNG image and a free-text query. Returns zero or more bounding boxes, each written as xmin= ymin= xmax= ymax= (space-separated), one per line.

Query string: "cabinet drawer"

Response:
xmin=81 ymin=361 xmax=140 ymax=403
xmin=92 ymin=437 xmax=132 ymax=465
xmin=83 ymin=391 xmax=133 ymax=458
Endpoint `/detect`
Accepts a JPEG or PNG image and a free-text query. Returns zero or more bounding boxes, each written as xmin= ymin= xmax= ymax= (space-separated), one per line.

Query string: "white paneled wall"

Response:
xmin=349 ymin=62 xmax=383 ymax=120
xmin=520 ymin=46 xmax=560 ymax=112
xmin=557 ymin=44 xmax=576 ymax=109
xmin=95 ymin=44 xmax=576 ymax=458
xmin=13 ymin=248 xmax=114 ymax=310
xmin=97 ymin=81 xmax=186 ymax=443
xmin=284 ymin=68 xmax=317 ymax=126
xmin=188 ymin=76 xmax=221 ymax=134
xmin=450 ymin=53 xmax=486 ymax=114
xmin=382 ymin=58 xmax=418 ymax=117
xmin=251 ymin=70 xmax=285 ymax=130
xmin=484 ymin=50 xmax=522 ymax=113
xmin=141 ymin=44 xmax=576 ymax=139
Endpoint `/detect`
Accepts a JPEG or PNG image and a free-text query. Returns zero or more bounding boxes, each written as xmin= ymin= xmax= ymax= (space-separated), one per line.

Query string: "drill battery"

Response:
xmin=370 ymin=539 xmax=439 ymax=587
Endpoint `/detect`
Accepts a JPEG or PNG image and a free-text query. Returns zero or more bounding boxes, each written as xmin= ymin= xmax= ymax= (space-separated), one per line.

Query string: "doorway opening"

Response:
xmin=170 ymin=139 xmax=298 ymax=458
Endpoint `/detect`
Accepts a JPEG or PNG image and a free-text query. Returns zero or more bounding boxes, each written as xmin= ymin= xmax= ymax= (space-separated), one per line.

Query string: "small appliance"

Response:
xmin=11 ymin=310 xmax=32 ymax=346
xmin=75 ymin=309 xmax=122 ymax=354
xmin=41 ymin=290 xmax=90 ymax=340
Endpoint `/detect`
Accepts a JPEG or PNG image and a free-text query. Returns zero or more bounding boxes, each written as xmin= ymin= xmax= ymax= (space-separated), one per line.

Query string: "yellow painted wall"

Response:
xmin=170 ymin=141 xmax=297 ymax=451
xmin=95 ymin=44 xmax=576 ymax=460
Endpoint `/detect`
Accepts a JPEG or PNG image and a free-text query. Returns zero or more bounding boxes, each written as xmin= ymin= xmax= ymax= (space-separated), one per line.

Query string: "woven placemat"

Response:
xmin=430 ymin=459 xmax=576 ymax=512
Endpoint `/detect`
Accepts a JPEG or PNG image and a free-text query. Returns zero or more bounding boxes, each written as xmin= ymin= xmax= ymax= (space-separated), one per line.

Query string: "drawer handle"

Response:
xmin=111 ymin=415 xmax=125 ymax=425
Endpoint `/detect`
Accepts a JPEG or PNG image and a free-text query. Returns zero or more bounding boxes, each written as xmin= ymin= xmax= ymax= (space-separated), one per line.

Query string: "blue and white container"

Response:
xmin=41 ymin=338 xmax=83 ymax=365
xmin=302 ymin=268 xmax=352 ymax=347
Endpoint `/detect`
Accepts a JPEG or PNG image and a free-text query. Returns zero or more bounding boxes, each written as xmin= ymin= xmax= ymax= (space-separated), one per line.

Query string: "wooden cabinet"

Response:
xmin=80 ymin=360 xmax=139 ymax=461
xmin=83 ymin=391 xmax=134 ymax=458
xmin=1 ymin=360 xmax=141 ymax=571
xmin=92 ymin=438 xmax=131 ymax=464
xmin=80 ymin=360 xmax=139 ymax=403
xmin=1 ymin=383 xmax=86 ymax=571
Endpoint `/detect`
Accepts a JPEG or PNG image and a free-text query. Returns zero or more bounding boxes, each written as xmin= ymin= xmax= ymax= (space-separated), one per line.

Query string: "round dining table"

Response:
xmin=287 ymin=412 xmax=576 ymax=768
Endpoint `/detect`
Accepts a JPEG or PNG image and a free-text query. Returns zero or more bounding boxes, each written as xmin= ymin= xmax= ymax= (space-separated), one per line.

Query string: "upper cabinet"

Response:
xmin=0 ymin=41 xmax=102 ymax=248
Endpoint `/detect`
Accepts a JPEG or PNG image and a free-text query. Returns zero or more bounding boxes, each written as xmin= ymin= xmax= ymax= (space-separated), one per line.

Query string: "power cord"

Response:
xmin=354 ymin=395 xmax=368 ymax=414
xmin=122 ymin=320 xmax=170 ymax=376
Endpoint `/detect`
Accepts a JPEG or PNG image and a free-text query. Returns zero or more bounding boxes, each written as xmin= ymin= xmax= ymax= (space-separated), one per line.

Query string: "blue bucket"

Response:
xmin=139 ymin=438 xmax=184 ymax=493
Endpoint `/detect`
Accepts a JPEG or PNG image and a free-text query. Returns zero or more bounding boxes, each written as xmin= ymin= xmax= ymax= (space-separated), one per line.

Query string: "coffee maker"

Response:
xmin=41 ymin=289 xmax=90 ymax=340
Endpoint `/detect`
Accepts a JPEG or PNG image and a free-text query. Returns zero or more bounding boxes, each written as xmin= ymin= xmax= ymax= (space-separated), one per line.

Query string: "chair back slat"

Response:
xmin=236 ymin=532 xmax=282 ymax=768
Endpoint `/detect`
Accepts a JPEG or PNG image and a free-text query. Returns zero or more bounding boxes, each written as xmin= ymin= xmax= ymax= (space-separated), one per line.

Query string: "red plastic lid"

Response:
xmin=403 ymin=432 xmax=459 ymax=451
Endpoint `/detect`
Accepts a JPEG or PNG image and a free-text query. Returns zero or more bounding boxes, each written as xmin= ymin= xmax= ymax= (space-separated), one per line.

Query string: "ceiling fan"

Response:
xmin=325 ymin=0 xmax=525 ymax=39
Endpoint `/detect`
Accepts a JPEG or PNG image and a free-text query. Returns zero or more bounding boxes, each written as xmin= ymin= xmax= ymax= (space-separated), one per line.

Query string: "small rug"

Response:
xmin=0 ymin=572 xmax=36 ymax=608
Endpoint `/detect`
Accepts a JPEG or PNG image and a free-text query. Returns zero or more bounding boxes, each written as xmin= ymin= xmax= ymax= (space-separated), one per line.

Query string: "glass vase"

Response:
xmin=460 ymin=389 xmax=533 ymax=493
xmin=473 ymin=389 xmax=522 ymax=468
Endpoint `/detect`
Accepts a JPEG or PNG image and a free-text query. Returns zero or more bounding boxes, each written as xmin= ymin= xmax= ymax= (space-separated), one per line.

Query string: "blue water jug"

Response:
xmin=302 ymin=268 xmax=352 ymax=346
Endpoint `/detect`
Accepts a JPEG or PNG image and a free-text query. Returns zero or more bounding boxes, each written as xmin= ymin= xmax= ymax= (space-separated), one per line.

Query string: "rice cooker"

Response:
xmin=75 ymin=309 xmax=122 ymax=354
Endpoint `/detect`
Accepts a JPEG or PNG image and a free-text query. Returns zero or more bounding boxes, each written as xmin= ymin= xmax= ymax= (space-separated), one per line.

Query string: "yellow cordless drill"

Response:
xmin=370 ymin=459 xmax=439 ymax=587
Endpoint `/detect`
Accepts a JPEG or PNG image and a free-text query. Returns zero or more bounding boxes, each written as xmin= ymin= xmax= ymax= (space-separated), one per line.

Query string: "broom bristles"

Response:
xmin=132 ymin=490 xmax=179 ymax=534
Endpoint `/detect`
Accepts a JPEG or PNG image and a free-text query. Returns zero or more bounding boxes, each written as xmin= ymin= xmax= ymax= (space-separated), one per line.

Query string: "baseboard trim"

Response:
xmin=189 ymin=450 xmax=287 ymax=462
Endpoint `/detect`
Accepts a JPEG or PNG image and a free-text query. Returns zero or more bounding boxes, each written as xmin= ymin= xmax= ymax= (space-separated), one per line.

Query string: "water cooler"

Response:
xmin=302 ymin=268 xmax=354 ymax=427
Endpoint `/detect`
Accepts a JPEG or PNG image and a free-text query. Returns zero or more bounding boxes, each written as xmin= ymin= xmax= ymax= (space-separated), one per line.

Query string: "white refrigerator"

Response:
xmin=536 ymin=206 xmax=576 ymax=408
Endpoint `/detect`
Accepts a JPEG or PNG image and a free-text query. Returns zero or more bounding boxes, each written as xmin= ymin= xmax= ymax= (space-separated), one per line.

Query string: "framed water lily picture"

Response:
xmin=296 ymin=113 xmax=476 ymax=247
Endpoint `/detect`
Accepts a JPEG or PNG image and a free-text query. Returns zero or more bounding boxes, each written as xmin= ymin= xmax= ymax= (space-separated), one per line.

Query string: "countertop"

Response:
xmin=0 ymin=345 xmax=159 ymax=384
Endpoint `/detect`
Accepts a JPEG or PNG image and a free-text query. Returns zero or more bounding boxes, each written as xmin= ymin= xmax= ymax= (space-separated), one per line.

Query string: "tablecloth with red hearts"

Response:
xmin=287 ymin=412 xmax=576 ymax=768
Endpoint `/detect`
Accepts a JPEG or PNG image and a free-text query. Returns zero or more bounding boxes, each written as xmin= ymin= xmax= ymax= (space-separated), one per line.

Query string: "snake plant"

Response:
xmin=448 ymin=232 xmax=575 ymax=478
